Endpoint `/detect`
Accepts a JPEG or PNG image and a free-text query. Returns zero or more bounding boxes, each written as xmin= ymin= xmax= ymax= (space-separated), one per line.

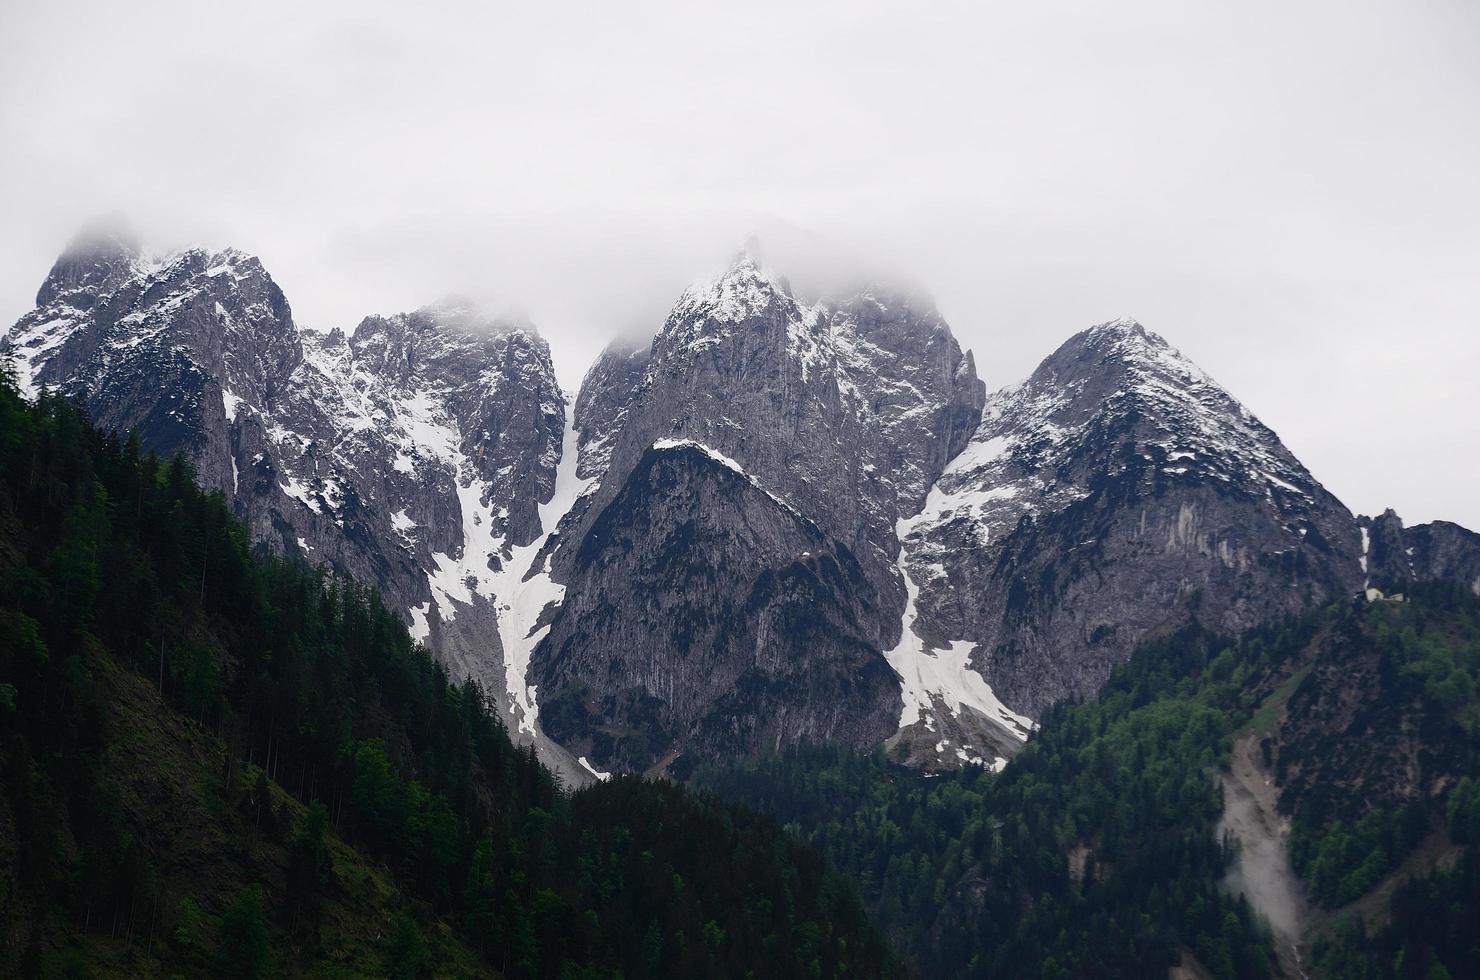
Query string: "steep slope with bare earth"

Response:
xmin=1215 ymin=584 xmax=1480 ymax=977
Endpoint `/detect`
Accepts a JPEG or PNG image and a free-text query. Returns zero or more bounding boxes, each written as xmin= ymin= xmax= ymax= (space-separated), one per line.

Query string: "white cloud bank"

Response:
xmin=1 ymin=0 xmax=1476 ymax=527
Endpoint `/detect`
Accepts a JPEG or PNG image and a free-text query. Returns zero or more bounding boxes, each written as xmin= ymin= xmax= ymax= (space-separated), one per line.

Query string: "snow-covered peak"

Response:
xmin=1081 ymin=315 xmax=1149 ymax=342
xmin=33 ymin=220 xmax=145 ymax=309
xmin=911 ymin=317 xmax=1331 ymax=573
xmin=1003 ymin=318 xmax=1261 ymax=461
xmin=668 ymin=248 xmax=795 ymax=328
xmin=1070 ymin=317 xmax=1217 ymax=388
xmin=640 ymin=247 xmax=839 ymax=399
xmin=4 ymin=227 xmax=301 ymax=402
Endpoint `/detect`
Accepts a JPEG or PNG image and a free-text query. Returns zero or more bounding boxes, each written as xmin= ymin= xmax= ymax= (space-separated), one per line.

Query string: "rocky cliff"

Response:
xmin=1361 ymin=508 xmax=1480 ymax=596
xmin=10 ymin=226 xmax=1480 ymax=778
xmin=889 ymin=319 xmax=1365 ymax=765
xmin=531 ymin=248 xmax=987 ymax=772
xmin=1 ymin=226 xmax=583 ymax=780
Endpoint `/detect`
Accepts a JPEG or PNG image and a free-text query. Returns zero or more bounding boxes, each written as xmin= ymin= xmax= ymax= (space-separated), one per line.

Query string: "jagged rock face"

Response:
xmin=533 ymin=253 xmax=986 ymax=772
xmin=263 ymin=303 xmax=568 ymax=689
xmin=1407 ymin=523 xmax=1480 ymax=595
xmin=33 ymin=220 xmax=147 ymax=313
xmin=897 ymin=320 xmax=1364 ymax=751
xmin=573 ymin=337 xmax=651 ymax=483
xmin=14 ymin=228 xmax=1478 ymax=779
xmin=537 ymin=443 xmax=897 ymax=774
xmin=1362 ymin=509 xmax=1480 ymax=595
xmin=1 ymin=231 xmax=569 ymax=736
xmin=16 ymin=238 xmax=302 ymax=493
xmin=554 ymin=254 xmax=984 ymax=617
xmin=825 ymin=291 xmax=985 ymax=507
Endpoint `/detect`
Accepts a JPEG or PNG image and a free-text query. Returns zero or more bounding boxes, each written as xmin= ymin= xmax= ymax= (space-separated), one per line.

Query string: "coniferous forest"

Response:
xmin=699 ymin=588 xmax=1480 ymax=979
xmin=0 ymin=371 xmax=897 ymax=977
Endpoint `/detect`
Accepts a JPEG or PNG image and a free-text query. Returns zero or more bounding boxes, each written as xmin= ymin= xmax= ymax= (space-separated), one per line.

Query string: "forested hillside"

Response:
xmin=1282 ymin=586 xmax=1480 ymax=978
xmin=701 ymin=589 xmax=1480 ymax=979
xmin=0 ymin=371 xmax=897 ymax=979
xmin=4 ymin=359 xmax=1476 ymax=980
xmin=700 ymin=626 xmax=1281 ymax=979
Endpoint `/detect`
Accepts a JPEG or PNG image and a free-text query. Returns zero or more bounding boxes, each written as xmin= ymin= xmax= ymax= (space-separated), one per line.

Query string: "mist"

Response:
xmin=2 ymin=0 xmax=1477 ymax=528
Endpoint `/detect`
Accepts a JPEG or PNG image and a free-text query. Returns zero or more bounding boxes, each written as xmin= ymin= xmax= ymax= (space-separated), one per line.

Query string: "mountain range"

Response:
xmin=6 ymin=221 xmax=1477 ymax=783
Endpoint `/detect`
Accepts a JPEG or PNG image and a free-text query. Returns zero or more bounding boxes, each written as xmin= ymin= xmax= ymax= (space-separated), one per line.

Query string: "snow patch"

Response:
xmin=578 ymin=756 xmax=612 ymax=782
xmin=408 ymin=602 xmax=431 ymax=643
xmin=221 ymin=388 xmax=244 ymax=420
xmin=4 ymin=313 xmax=85 ymax=399
xmin=882 ymin=512 xmax=1036 ymax=743
xmin=280 ymin=475 xmax=322 ymax=514
xmin=650 ymin=438 xmax=801 ymax=517
xmin=497 ymin=398 xmax=596 ymax=735
xmin=947 ymin=434 xmax=1010 ymax=473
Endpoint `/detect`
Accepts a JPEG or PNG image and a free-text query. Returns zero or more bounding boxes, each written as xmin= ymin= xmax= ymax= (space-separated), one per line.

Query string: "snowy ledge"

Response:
xmin=648 ymin=438 xmax=805 ymax=521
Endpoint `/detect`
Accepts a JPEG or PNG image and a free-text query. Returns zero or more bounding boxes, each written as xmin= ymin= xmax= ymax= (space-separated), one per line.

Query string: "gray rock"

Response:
xmin=1 ymin=228 xmax=575 ymax=776
xmin=12 ymin=227 xmax=1479 ymax=781
xmin=537 ymin=443 xmax=897 ymax=774
xmin=893 ymin=319 xmax=1365 ymax=764
xmin=533 ymin=248 xmax=986 ymax=772
xmin=1361 ymin=509 xmax=1480 ymax=595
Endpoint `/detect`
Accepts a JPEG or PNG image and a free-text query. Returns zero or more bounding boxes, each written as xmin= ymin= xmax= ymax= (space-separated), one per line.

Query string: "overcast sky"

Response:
xmin=2 ymin=0 xmax=1476 ymax=528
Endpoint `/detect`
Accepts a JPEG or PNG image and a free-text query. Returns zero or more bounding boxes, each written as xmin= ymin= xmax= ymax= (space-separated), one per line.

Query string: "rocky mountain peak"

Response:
xmin=885 ymin=317 xmax=1364 ymax=769
xmin=1044 ymin=316 xmax=1202 ymax=386
xmin=20 ymin=222 xmax=1473 ymax=787
xmin=35 ymin=216 xmax=144 ymax=309
xmin=1082 ymin=314 xmax=1149 ymax=342
xmin=529 ymin=249 xmax=991 ymax=774
xmin=663 ymin=246 xmax=802 ymax=339
xmin=835 ymin=286 xmax=942 ymax=325
xmin=417 ymin=296 xmax=535 ymax=336
xmin=344 ymin=300 xmax=549 ymax=397
xmin=4 ymin=225 xmax=305 ymax=410
xmin=988 ymin=317 xmax=1326 ymax=511
xmin=1360 ymin=509 xmax=1480 ymax=594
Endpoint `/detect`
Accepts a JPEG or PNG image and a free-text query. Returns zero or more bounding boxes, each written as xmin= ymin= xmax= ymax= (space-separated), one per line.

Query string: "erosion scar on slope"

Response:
xmin=1218 ymin=732 xmax=1309 ymax=975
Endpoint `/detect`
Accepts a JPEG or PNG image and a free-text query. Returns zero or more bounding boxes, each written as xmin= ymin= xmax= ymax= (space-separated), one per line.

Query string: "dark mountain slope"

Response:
xmin=536 ymin=441 xmax=898 ymax=774
xmin=1362 ymin=508 xmax=1480 ymax=596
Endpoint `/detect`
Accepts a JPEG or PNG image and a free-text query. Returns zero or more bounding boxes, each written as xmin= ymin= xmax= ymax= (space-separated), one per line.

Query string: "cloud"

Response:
xmin=1 ymin=0 xmax=1476 ymax=527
